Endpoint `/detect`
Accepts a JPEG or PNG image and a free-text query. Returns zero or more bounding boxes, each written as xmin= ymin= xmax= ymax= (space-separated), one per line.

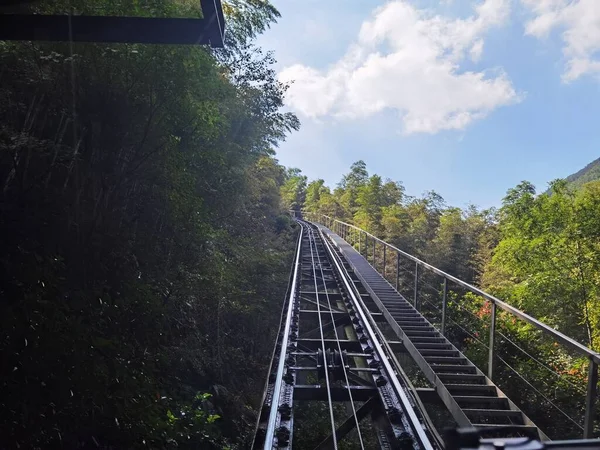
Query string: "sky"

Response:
xmin=255 ymin=0 xmax=600 ymax=209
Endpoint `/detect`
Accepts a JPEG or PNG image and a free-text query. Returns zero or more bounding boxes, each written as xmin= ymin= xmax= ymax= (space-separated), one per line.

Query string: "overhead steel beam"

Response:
xmin=0 ymin=0 xmax=225 ymax=46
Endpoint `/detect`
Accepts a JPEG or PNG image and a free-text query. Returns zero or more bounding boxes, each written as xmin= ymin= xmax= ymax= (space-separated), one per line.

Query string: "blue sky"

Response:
xmin=256 ymin=0 xmax=600 ymax=208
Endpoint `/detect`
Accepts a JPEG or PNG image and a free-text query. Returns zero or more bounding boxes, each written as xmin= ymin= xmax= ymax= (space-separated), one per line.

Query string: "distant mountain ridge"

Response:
xmin=564 ymin=157 xmax=600 ymax=189
xmin=546 ymin=157 xmax=600 ymax=193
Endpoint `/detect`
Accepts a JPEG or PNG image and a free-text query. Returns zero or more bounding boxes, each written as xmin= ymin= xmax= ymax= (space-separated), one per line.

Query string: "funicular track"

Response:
xmin=252 ymin=221 xmax=438 ymax=450
xmin=252 ymin=217 xmax=600 ymax=449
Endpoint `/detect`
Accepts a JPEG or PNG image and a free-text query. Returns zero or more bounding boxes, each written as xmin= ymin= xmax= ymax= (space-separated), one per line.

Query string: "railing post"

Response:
xmin=383 ymin=245 xmax=387 ymax=280
xmin=413 ymin=262 xmax=419 ymax=310
xmin=441 ymin=278 xmax=448 ymax=335
xmin=488 ymin=302 xmax=497 ymax=380
xmin=395 ymin=252 xmax=400 ymax=291
xmin=358 ymin=230 xmax=362 ymax=255
xmin=372 ymin=238 xmax=376 ymax=270
xmin=584 ymin=357 xmax=598 ymax=438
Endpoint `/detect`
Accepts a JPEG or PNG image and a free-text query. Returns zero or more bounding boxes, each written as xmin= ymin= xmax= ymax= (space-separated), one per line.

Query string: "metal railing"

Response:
xmin=303 ymin=212 xmax=600 ymax=439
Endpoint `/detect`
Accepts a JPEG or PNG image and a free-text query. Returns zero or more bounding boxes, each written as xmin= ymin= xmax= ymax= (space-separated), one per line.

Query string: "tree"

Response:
xmin=0 ymin=0 xmax=300 ymax=447
xmin=280 ymin=168 xmax=307 ymax=212
xmin=337 ymin=160 xmax=369 ymax=215
xmin=484 ymin=180 xmax=600 ymax=349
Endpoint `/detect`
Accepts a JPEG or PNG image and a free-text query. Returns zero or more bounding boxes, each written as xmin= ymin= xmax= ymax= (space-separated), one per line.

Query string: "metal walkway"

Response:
xmin=318 ymin=223 xmax=545 ymax=440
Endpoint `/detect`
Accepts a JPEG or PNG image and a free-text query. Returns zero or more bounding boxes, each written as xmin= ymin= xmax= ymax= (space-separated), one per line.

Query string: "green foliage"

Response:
xmin=486 ymin=180 xmax=600 ymax=349
xmin=280 ymin=167 xmax=307 ymax=212
xmin=299 ymin=161 xmax=491 ymax=283
xmin=0 ymin=0 xmax=298 ymax=448
xmin=298 ymin=162 xmax=600 ymax=438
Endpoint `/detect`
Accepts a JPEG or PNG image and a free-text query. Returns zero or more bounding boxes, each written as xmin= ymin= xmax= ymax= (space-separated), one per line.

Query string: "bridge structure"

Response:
xmin=252 ymin=216 xmax=600 ymax=449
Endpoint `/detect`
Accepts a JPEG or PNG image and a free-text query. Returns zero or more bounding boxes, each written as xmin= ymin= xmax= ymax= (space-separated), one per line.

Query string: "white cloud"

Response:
xmin=278 ymin=0 xmax=519 ymax=134
xmin=522 ymin=0 xmax=600 ymax=82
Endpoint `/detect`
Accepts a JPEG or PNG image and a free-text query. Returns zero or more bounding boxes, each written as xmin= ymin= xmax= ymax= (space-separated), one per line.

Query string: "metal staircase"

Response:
xmin=323 ymin=224 xmax=547 ymax=440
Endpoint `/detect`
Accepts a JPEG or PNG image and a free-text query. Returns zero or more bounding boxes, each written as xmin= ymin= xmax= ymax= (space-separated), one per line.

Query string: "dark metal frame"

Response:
xmin=0 ymin=0 xmax=225 ymax=46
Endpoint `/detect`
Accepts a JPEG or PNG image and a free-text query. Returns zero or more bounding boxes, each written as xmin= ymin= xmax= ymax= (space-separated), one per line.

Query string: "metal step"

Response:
xmin=464 ymin=409 xmax=524 ymax=425
xmin=414 ymin=342 xmax=453 ymax=350
xmin=396 ymin=321 xmax=429 ymax=327
xmin=401 ymin=325 xmax=437 ymax=332
xmin=418 ymin=349 xmax=459 ymax=356
xmin=473 ymin=424 xmax=539 ymax=437
xmin=438 ymin=373 xmax=487 ymax=384
xmin=409 ymin=336 xmax=446 ymax=343
xmin=431 ymin=364 xmax=478 ymax=374
xmin=454 ymin=396 xmax=509 ymax=408
xmin=424 ymin=356 xmax=468 ymax=364
xmin=445 ymin=385 xmax=497 ymax=396
xmin=403 ymin=330 xmax=442 ymax=338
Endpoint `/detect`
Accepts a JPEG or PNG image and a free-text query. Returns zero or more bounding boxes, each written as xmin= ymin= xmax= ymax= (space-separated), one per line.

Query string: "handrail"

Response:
xmin=303 ymin=212 xmax=599 ymax=440
xmin=311 ymin=213 xmax=600 ymax=364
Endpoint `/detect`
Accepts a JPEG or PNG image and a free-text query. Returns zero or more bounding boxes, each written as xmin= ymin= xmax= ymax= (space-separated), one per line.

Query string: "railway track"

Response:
xmin=253 ymin=218 xmax=599 ymax=449
xmin=252 ymin=221 xmax=440 ymax=449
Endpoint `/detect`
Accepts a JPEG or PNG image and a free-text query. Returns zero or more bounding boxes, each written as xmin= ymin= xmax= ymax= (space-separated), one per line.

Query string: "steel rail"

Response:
xmin=312 ymin=214 xmax=600 ymax=365
xmin=306 ymin=227 xmax=339 ymax=449
xmin=317 ymin=225 xmax=434 ymax=450
xmin=263 ymin=224 xmax=304 ymax=450
xmin=310 ymin=227 xmax=366 ymax=450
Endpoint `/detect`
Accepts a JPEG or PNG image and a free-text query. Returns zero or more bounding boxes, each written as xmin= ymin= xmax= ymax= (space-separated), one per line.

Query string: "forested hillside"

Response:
xmin=286 ymin=161 xmax=600 ymax=438
xmin=563 ymin=157 xmax=600 ymax=190
xmin=0 ymin=1 xmax=299 ymax=448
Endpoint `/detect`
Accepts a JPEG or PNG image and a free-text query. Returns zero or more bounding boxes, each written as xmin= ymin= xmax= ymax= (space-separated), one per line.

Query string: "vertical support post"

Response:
xmin=413 ymin=262 xmax=419 ymax=310
xmin=488 ymin=302 xmax=497 ymax=380
xmin=358 ymin=230 xmax=362 ymax=255
xmin=395 ymin=252 xmax=400 ymax=291
xmin=383 ymin=245 xmax=387 ymax=280
xmin=584 ymin=358 xmax=598 ymax=438
xmin=441 ymin=278 xmax=448 ymax=335
xmin=372 ymin=239 xmax=376 ymax=270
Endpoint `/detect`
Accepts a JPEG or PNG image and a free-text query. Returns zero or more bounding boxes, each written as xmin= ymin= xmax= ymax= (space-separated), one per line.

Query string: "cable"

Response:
xmin=436 ymin=300 xmax=584 ymax=431
xmin=495 ymin=353 xmax=585 ymax=432
xmin=496 ymin=328 xmax=586 ymax=395
xmin=442 ymin=296 xmax=586 ymax=395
